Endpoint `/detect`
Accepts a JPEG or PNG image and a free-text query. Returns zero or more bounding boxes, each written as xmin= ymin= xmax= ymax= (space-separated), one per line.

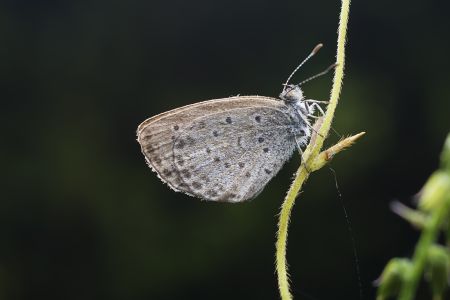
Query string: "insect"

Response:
xmin=137 ymin=44 xmax=336 ymax=202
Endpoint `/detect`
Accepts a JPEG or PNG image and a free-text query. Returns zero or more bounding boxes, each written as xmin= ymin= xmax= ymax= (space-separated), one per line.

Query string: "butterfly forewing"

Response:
xmin=137 ymin=96 xmax=298 ymax=202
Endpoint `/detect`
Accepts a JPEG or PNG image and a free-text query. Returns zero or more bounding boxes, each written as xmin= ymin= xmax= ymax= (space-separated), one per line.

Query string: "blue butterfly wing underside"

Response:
xmin=137 ymin=96 xmax=299 ymax=202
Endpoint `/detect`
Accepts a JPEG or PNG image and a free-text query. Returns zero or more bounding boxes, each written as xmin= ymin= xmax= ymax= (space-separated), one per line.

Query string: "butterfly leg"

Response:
xmin=305 ymin=99 xmax=326 ymax=116
xmin=294 ymin=136 xmax=311 ymax=173
xmin=297 ymin=108 xmax=324 ymax=139
xmin=305 ymin=99 xmax=329 ymax=104
xmin=306 ymin=102 xmax=342 ymax=139
xmin=311 ymin=103 xmax=326 ymax=116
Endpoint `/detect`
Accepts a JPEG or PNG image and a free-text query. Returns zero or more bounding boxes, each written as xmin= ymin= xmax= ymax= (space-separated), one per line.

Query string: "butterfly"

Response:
xmin=137 ymin=44 xmax=334 ymax=202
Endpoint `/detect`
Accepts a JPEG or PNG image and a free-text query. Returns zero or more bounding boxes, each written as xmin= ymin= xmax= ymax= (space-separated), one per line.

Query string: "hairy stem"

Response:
xmin=398 ymin=176 xmax=450 ymax=300
xmin=275 ymin=0 xmax=351 ymax=299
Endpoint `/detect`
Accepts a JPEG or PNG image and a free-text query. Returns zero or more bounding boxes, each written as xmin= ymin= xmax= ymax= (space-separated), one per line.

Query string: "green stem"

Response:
xmin=276 ymin=168 xmax=310 ymax=300
xmin=306 ymin=0 xmax=350 ymax=161
xmin=275 ymin=0 xmax=351 ymax=299
xmin=398 ymin=192 xmax=450 ymax=300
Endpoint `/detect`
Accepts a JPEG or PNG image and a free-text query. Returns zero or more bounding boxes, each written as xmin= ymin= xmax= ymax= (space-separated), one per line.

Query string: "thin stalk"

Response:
xmin=398 ymin=194 xmax=450 ymax=300
xmin=275 ymin=0 xmax=351 ymax=299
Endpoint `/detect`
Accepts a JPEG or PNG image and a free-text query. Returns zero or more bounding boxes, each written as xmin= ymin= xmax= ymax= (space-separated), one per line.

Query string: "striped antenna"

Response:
xmin=282 ymin=43 xmax=323 ymax=93
xmin=298 ymin=63 xmax=338 ymax=86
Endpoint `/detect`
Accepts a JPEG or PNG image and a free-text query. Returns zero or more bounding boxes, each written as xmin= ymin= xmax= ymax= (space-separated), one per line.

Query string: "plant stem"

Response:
xmin=306 ymin=0 xmax=350 ymax=161
xmin=398 ymin=189 xmax=450 ymax=300
xmin=275 ymin=0 xmax=351 ymax=299
xmin=276 ymin=167 xmax=310 ymax=300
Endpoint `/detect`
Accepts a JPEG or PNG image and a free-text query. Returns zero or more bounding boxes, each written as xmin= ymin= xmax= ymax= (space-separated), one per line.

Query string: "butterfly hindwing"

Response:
xmin=137 ymin=96 xmax=298 ymax=202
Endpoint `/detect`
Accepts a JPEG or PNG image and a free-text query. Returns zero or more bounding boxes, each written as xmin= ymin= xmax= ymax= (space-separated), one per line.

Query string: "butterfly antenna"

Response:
xmin=299 ymin=63 xmax=338 ymax=86
xmin=282 ymin=43 xmax=323 ymax=93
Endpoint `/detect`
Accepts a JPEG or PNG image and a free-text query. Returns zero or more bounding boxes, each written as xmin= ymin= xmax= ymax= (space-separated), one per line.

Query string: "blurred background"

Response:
xmin=1 ymin=0 xmax=449 ymax=299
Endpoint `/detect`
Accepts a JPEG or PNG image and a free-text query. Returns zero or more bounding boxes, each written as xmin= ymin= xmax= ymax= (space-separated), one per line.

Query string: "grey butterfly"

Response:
xmin=137 ymin=44 xmax=333 ymax=203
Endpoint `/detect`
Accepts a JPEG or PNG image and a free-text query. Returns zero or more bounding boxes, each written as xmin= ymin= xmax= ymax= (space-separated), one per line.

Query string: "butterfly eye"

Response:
xmin=285 ymin=84 xmax=295 ymax=92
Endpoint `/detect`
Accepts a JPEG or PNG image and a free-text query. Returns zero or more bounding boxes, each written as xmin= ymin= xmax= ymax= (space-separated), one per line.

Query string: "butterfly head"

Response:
xmin=280 ymin=84 xmax=315 ymax=118
xmin=280 ymin=84 xmax=304 ymax=103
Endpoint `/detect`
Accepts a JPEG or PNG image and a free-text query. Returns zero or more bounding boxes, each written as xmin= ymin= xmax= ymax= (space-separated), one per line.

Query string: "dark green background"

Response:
xmin=1 ymin=0 xmax=449 ymax=299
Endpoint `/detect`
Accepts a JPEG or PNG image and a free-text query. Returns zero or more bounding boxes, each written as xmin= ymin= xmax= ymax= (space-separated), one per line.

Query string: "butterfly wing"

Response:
xmin=137 ymin=96 xmax=298 ymax=202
